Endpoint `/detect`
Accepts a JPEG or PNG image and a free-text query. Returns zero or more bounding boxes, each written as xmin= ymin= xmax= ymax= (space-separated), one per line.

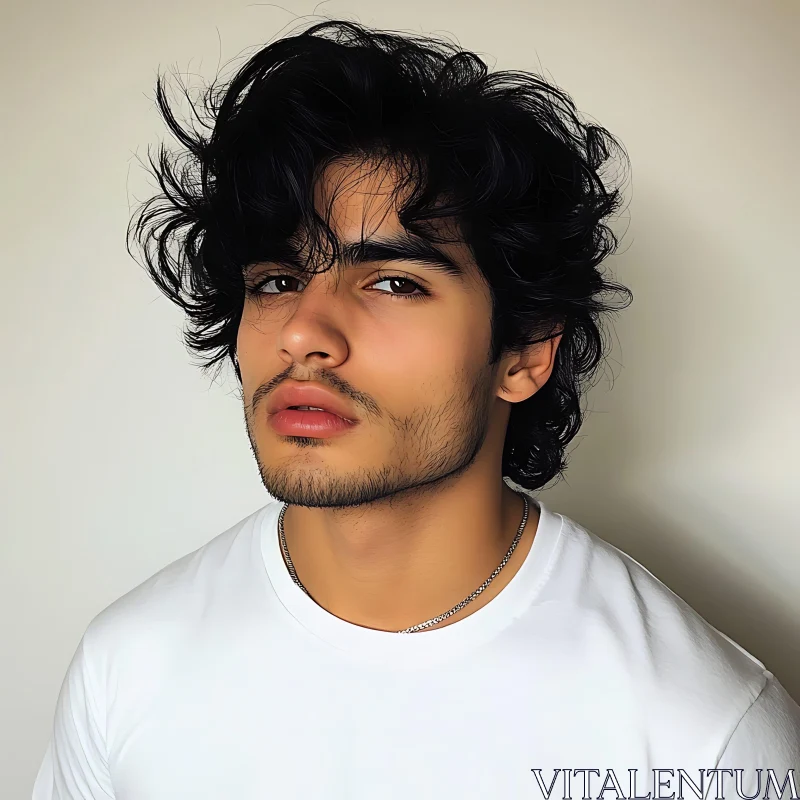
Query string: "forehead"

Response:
xmin=313 ymin=157 xmax=408 ymax=239
xmin=311 ymin=157 xmax=476 ymax=276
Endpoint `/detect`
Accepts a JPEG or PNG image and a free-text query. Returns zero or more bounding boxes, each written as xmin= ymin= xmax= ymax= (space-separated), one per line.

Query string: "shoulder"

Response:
xmin=551 ymin=511 xmax=768 ymax=682
xmin=79 ymin=500 xmax=279 ymax=676
xmin=541 ymin=509 xmax=797 ymax=753
xmin=716 ymin=673 xmax=800 ymax=767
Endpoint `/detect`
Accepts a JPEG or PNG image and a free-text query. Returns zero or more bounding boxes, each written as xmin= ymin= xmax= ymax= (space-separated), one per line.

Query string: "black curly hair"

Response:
xmin=127 ymin=19 xmax=633 ymax=492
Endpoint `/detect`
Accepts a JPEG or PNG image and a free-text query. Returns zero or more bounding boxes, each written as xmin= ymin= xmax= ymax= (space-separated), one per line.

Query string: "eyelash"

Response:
xmin=247 ymin=272 xmax=431 ymax=302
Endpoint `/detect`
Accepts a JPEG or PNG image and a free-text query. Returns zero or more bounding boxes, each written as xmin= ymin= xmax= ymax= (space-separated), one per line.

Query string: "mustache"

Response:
xmin=250 ymin=368 xmax=379 ymax=418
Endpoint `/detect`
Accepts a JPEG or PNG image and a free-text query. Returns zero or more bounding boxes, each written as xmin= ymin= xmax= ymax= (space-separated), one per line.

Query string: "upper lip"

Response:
xmin=266 ymin=382 xmax=358 ymax=422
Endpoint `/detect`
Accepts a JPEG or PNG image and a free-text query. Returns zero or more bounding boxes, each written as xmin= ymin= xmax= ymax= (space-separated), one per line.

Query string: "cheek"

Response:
xmin=236 ymin=322 xmax=255 ymax=369
xmin=364 ymin=304 xmax=481 ymax=383
xmin=236 ymin=311 xmax=278 ymax=390
xmin=237 ymin=303 xmax=280 ymax=355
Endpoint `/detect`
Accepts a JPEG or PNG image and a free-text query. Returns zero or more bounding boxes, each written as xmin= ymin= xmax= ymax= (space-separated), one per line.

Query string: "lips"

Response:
xmin=266 ymin=383 xmax=357 ymax=422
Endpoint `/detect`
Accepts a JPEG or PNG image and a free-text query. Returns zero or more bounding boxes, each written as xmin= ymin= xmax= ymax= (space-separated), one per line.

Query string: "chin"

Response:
xmin=258 ymin=467 xmax=415 ymax=509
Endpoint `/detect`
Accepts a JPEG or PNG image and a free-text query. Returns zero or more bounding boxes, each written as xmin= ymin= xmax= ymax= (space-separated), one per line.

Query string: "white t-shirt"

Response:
xmin=33 ymin=497 xmax=800 ymax=799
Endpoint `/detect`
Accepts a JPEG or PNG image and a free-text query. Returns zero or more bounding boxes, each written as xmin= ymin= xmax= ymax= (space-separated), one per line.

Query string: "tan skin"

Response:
xmin=237 ymin=158 xmax=561 ymax=633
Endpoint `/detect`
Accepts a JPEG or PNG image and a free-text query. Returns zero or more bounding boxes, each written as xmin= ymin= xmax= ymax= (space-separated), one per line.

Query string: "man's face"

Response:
xmin=237 ymin=158 xmax=509 ymax=508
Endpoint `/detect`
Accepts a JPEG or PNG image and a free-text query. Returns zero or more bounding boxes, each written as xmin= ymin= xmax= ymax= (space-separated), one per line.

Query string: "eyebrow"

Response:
xmin=265 ymin=235 xmax=468 ymax=283
xmin=337 ymin=236 xmax=467 ymax=281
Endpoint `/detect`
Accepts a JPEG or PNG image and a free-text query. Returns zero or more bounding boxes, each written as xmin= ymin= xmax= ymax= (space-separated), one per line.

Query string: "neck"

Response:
xmin=279 ymin=475 xmax=539 ymax=632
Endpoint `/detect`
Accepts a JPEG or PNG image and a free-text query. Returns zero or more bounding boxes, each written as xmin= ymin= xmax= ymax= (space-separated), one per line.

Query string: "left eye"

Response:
xmin=371 ymin=276 xmax=426 ymax=298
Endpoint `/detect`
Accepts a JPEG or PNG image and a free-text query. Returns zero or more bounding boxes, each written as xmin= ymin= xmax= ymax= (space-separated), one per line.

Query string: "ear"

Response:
xmin=497 ymin=332 xmax=562 ymax=403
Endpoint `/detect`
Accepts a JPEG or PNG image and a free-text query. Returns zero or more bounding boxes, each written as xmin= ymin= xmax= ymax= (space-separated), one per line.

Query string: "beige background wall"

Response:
xmin=2 ymin=0 xmax=798 ymax=794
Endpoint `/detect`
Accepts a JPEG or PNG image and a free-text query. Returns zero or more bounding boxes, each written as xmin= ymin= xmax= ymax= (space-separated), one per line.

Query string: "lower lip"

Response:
xmin=268 ymin=409 xmax=358 ymax=437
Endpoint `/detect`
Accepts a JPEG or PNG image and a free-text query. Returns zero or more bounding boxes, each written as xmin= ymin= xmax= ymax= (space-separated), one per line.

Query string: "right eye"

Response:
xmin=249 ymin=275 xmax=305 ymax=295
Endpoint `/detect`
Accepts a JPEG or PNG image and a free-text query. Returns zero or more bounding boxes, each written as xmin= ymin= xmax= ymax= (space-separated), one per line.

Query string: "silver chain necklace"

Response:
xmin=277 ymin=492 xmax=529 ymax=634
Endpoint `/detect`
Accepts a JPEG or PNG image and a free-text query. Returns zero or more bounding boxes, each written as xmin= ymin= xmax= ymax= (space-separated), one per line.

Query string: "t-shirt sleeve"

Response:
xmin=32 ymin=633 xmax=115 ymax=799
xmin=713 ymin=672 xmax=800 ymax=780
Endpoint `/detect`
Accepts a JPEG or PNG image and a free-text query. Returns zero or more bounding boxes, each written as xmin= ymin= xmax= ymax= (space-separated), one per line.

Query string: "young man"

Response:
xmin=34 ymin=20 xmax=799 ymax=800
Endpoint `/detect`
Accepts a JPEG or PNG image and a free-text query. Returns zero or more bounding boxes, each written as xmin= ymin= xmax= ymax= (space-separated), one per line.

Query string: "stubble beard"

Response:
xmin=244 ymin=363 xmax=498 ymax=510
